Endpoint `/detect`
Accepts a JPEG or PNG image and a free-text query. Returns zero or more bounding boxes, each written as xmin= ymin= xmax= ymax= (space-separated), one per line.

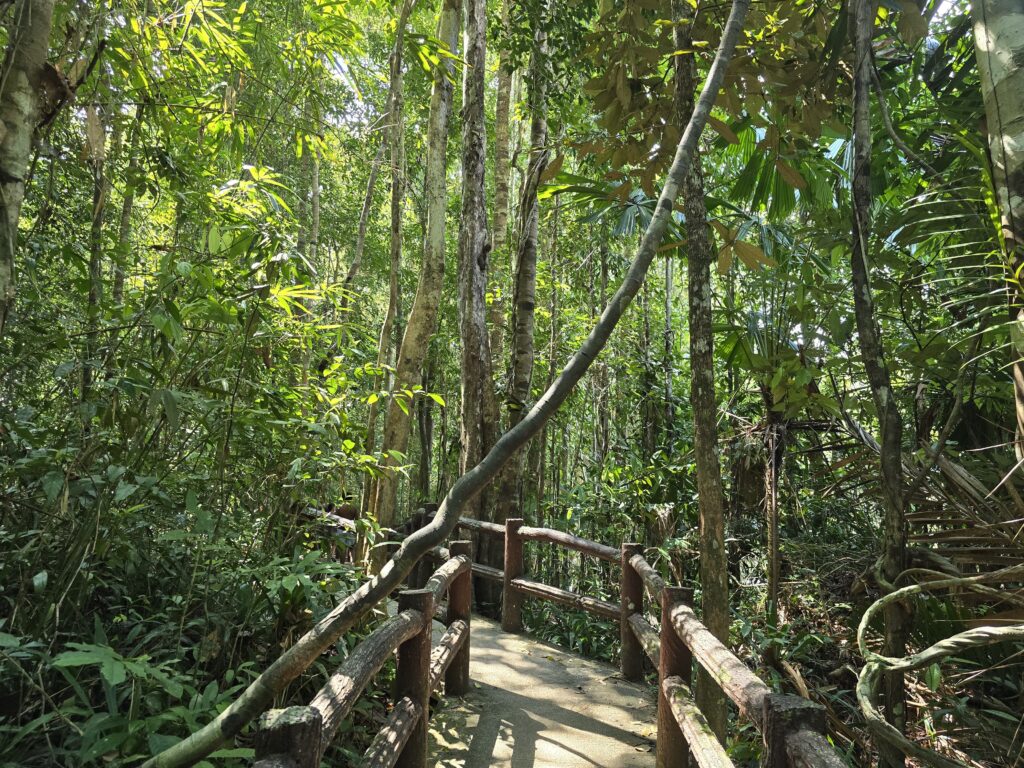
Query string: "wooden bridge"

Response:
xmin=252 ymin=516 xmax=847 ymax=768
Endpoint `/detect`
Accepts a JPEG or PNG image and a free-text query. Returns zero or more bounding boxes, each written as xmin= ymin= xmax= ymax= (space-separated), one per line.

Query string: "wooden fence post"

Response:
xmin=446 ymin=540 xmax=473 ymax=696
xmin=763 ymin=693 xmax=828 ymax=768
xmin=502 ymin=518 xmax=524 ymax=633
xmin=394 ymin=589 xmax=433 ymax=768
xmin=253 ymin=706 xmax=323 ymax=768
xmin=410 ymin=509 xmax=429 ymax=589
xmin=620 ymin=542 xmax=644 ymax=682
xmin=657 ymin=586 xmax=692 ymax=768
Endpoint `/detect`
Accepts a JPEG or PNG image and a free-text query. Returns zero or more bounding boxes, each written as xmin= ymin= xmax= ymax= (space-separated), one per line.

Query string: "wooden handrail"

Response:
xmin=629 ymin=552 xmax=666 ymax=601
xmin=311 ymin=609 xmax=424 ymax=751
xmin=424 ymin=555 xmax=469 ymax=604
xmin=518 ymin=525 xmax=620 ymax=561
xmin=427 ymin=620 xmax=469 ymax=692
xmin=424 ymin=514 xmax=846 ymax=768
xmin=626 ymin=613 xmax=660 ymax=666
xmin=662 ymin=676 xmax=735 ymax=767
xmin=254 ymin=542 xmax=474 ymax=768
xmin=510 ymin=576 xmax=620 ymax=620
xmin=670 ymin=601 xmax=772 ymax=729
xmin=362 ymin=696 xmax=422 ymax=768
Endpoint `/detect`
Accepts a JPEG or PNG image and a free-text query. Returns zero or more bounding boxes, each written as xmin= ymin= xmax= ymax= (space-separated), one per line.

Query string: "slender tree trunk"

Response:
xmin=663 ymin=253 xmax=675 ymax=442
xmin=674 ymin=0 xmax=729 ymax=740
xmin=362 ymin=0 xmax=415 ymax=525
xmin=373 ymin=0 xmax=460 ymax=530
xmin=494 ymin=16 xmax=549 ymax=526
xmin=460 ymin=0 xmax=503 ymax=606
xmin=489 ymin=0 xmax=513 ymax=368
xmin=82 ymin=107 xmax=108 ymax=416
xmin=417 ymin=352 xmax=435 ymax=504
xmin=972 ymin=0 xmax=1024 ymax=459
xmin=343 ymin=141 xmax=386 ymax=307
xmin=0 ymin=0 xmax=58 ymax=336
xmin=113 ymin=103 xmax=144 ymax=309
xmin=851 ymin=1 xmax=907 ymax=764
xmin=143 ymin=1 xmax=750 ymax=761
xmin=458 ymin=0 xmax=497 ymax=514
xmin=764 ymin=411 xmax=786 ymax=624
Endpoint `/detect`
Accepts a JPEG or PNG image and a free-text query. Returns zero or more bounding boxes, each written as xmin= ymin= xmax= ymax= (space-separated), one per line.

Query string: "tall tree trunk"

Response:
xmin=113 ymin=103 xmax=144 ymax=309
xmin=373 ymin=0 xmax=460 ymax=530
xmin=0 ymin=0 xmax=58 ymax=337
xmin=489 ymin=0 xmax=513 ymax=368
xmin=362 ymin=0 xmax=415 ymax=526
xmin=342 ymin=141 xmax=386 ymax=308
xmin=82 ymin=106 xmax=108 ymax=417
xmin=674 ymin=0 xmax=729 ymax=740
xmin=851 ymin=1 xmax=907 ymax=764
xmin=663 ymin=253 xmax=675 ymax=443
xmin=764 ymin=411 xmax=786 ymax=624
xmin=458 ymin=0 xmax=501 ymax=606
xmin=458 ymin=0 xmax=497 ymax=515
xmin=972 ymin=0 xmax=1024 ymax=459
xmin=494 ymin=15 xmax=549 ymax=527
xmin=143 ymin=0 xmax=750 ymax=760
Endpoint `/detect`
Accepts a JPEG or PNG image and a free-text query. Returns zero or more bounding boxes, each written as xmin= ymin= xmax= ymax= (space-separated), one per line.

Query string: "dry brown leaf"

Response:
xmin=775 ymin=158 xmax=807 ymax=190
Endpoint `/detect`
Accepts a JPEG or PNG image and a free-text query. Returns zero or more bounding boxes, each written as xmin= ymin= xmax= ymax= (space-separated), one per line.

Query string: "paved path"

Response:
xmin=429 ymin=615 xmax=657 ymax=768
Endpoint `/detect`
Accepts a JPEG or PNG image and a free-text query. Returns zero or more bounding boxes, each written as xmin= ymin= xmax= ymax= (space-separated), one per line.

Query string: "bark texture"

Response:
xmin=142 ymin=1 xmax=750 ymax=761
xmin=0 ymin=0 xmax=58 ymax=336
xmin=458 ymin=0 xmax=498 ymax=517
xmin=493 ymin=17 xmax=549 ymax=530
xmin=363 ymin=0 xmax=416 ymax=526
xmin=488 ymin=0 xmax=513 ymax=368
xmin=971 ymin=0 xmax=1024 ymax=457
xmin=373 ymin=0 xmax=460 ymax=529
xmin=674 ymin=0 xmax=729 ymax=740
xmin=851 ymin=1 xmax=907 ymax=764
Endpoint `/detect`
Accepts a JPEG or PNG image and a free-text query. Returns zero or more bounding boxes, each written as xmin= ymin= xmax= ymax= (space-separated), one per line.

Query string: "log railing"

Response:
xmin=416 ymin=511 xmax=845 ymax=768
xmin=622 ymin=546 xmax=847 ymax=768
xmin=253 ymin=541 xmax=473 ymax=768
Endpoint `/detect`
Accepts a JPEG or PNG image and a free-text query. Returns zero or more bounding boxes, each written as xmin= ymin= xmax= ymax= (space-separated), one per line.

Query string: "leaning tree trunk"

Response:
xmin=492 ymin=16 xmax=549 ymax=527
xmin=851 ymin=1 xmax=908 ymax=765
xmin=141 ymin=1 xmax=751 ymax=761
xmin=373 ymin=0 xmax=460 ymax=531
xmin=971 ymin=0 xmax=1024 ymax=459
xmin=0 ymin=0 xmax=58 ymax=337
xmin=674 ymin=0 xmax=730 ymax=741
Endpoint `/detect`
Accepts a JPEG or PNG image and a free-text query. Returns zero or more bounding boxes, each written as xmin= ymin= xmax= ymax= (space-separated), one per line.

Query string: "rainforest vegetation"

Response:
xmin=1 ymin=0 xmax=1023 ymax=765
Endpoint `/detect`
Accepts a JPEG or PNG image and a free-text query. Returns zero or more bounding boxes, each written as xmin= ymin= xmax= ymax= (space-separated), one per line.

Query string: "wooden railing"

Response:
xmin=416 ymin=513 xmax=846 ymax=768
xmin=253 ymin=541 xmax=473 ymax=768
xmin=622 ymin=546 xmax=847 ymax=768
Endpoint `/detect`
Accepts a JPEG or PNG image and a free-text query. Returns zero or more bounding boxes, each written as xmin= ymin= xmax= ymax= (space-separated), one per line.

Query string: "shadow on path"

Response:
xmin=429 ymin=616 xmax=656 ymax=768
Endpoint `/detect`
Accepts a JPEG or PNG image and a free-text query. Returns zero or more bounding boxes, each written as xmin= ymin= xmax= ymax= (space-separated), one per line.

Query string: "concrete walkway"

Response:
xmin=429 ymin=616 xmax=657 ymax=768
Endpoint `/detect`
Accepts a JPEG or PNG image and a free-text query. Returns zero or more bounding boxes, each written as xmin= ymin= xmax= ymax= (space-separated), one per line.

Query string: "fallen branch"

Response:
xmin=140 ymin=1 xmax=751 ymax=764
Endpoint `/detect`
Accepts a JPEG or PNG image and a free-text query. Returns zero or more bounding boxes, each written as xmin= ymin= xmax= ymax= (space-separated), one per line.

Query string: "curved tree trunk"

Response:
xmin=373 ymin=0 xmax=460 ymax=531
xmin=851 ymin=2 xmax=907 ymax=764
xmin=0 ymin=0 xmax=58 ymax=337
xmin=142 ymin=1 xmax=750 ymax=760
xmin=674 ymin=0 xmax=730 ymax=740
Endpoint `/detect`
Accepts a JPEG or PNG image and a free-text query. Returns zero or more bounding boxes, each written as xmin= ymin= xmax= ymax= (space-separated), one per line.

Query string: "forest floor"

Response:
xmin=427 ymin=616 xmax=657 ymax=768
